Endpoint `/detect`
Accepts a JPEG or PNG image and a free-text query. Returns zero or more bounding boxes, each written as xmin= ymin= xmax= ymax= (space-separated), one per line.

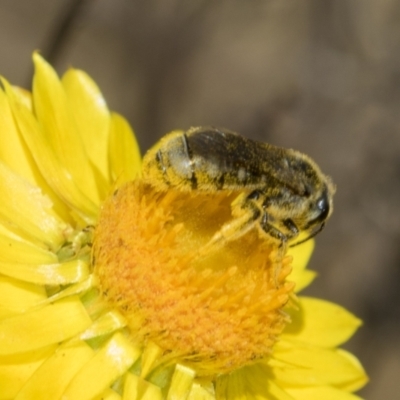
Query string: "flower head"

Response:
xmin=0 ymin=54 xmax=367 ymax=399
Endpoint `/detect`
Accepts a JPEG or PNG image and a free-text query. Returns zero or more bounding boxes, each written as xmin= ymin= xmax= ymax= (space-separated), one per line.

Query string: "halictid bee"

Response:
xmin=142 ymin=126 xmax=335 ymax=247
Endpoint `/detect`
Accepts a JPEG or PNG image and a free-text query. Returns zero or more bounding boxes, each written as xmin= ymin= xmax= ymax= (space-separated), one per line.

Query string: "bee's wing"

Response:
xmin=186 ymin=127 xmax=306 ymax=193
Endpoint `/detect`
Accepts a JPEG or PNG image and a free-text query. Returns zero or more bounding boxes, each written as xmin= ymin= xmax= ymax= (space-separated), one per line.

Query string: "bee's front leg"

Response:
xmin=258 ymin=203 xmax=300 ymax=244
xmin=258 ymin=213 xmax=288 ymax=243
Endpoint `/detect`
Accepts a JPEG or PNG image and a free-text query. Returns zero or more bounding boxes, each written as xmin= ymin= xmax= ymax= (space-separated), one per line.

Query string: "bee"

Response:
xmin=142 ymin=126 xmax=335 ymax=247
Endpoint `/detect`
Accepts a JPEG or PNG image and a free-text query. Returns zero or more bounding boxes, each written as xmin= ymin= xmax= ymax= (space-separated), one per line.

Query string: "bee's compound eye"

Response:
xmin=316 ymin=190 xmax=330 ymax=221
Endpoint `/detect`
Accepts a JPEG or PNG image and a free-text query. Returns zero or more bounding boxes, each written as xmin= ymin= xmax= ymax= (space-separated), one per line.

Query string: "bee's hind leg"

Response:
xmin=197 ymin=192 xmax=262 ymax=257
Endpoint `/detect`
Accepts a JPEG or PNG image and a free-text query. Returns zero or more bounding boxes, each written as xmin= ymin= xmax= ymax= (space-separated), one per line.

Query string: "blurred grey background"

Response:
xmin=1 ymin=1 xmax=400 ymax=398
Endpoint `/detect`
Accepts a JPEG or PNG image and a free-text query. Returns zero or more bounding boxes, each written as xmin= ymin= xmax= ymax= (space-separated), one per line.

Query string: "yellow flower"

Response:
xmin=0 ymin=54 xmax=367 ymax=399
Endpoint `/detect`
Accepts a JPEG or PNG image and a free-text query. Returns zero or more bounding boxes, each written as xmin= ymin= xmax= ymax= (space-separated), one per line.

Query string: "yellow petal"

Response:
xmin=80 ymin=311 xmax=127 ymax=340
xmin=0 ymin=89 xmax=37 ymax=184
xmin=270 ymin=341 xmax=368 ymax=392
xmin=287 ymin=239 xmax=316 ymax=292
xmin=288 ymin=238 xmax=314 ymax=272
xmin=188 ymin=382 xmax=215 ymax=400
xmin=0 ymin=84 xmax=73 ymax=223
xmin=62 ymin=68 xmax=111 ymax=182
xmin=286 ymin=385 xmax=364 ymax=400
xmin=0 ymin=259 xmax=89 ymax=285
xmin=290 ymin=269 xmax=317 ymax=293
xmin=0 ymin=297 xmax=92 ymax=355
xmin=140 ymin=341 xmax=163 ymax=379
xmin=282 ymin=297 xmax=362 ymax=347
xmin=216 ymin=363 xmax=294 ymax=400
xmin=32 ymin=53 xmax=101 ymax=206
xmin=11 ymin=87 xmax=32 ymax=111
xmin=0 ymin=161 xmax=65 ymax=249
xmin=335 ymin=351 xmax=369 ymax=392
xmin=0 ymin=306 xmax=18 ymax=320
xmin=167 ymin=364 xmax=196 ymax=400
xmin=95 ymin=389 xmax=122 ymax=400
xmin=0 ymin=276 xmax=46 ymax=315
xmin=14 ymin=340 xmax=94 ymax=400
xmin=3 ymin=77 xmax=98 ymax=220
xmin=0 ymin=345 xmax=56 ymax=400
xmin=45 ymin=275 xmax=97 ymax=303
xmin=62 ymin=332 xmax=141 ymax=400
xmin=109 ymin=112 xmax=141 ymax=185
xmin=123 ymin=372 xmax=163 ymax=400
xmin=0 ymin=233 xmax=57 ymax=264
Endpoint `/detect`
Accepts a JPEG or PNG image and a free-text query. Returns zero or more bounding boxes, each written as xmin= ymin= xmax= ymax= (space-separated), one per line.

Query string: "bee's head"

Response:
xmin=289 ymin=176 xmax=335 ymax=247
xmin=284 ymin=152 xmax=335 ymax=246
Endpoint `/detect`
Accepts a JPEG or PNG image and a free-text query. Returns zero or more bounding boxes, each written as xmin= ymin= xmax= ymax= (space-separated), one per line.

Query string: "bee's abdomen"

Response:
xmin=150 ymin=127 xmax=280 ymax=191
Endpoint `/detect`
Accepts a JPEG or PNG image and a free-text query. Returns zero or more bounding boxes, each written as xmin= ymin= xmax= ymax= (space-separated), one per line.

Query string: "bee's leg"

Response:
xmin=258 ymin=210 xmax=300 ymax=244
xmin=282 ymin=218 xmax=299 ymax=238
xmin=198 ymin=193 xmax=262 ymax=256
xmin=259 ymin=213 xmax=288 ymax=243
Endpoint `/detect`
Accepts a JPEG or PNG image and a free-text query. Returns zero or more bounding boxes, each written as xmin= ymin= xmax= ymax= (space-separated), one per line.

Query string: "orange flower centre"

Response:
xmin=93 ymin=180 xmax=294 ymax=376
